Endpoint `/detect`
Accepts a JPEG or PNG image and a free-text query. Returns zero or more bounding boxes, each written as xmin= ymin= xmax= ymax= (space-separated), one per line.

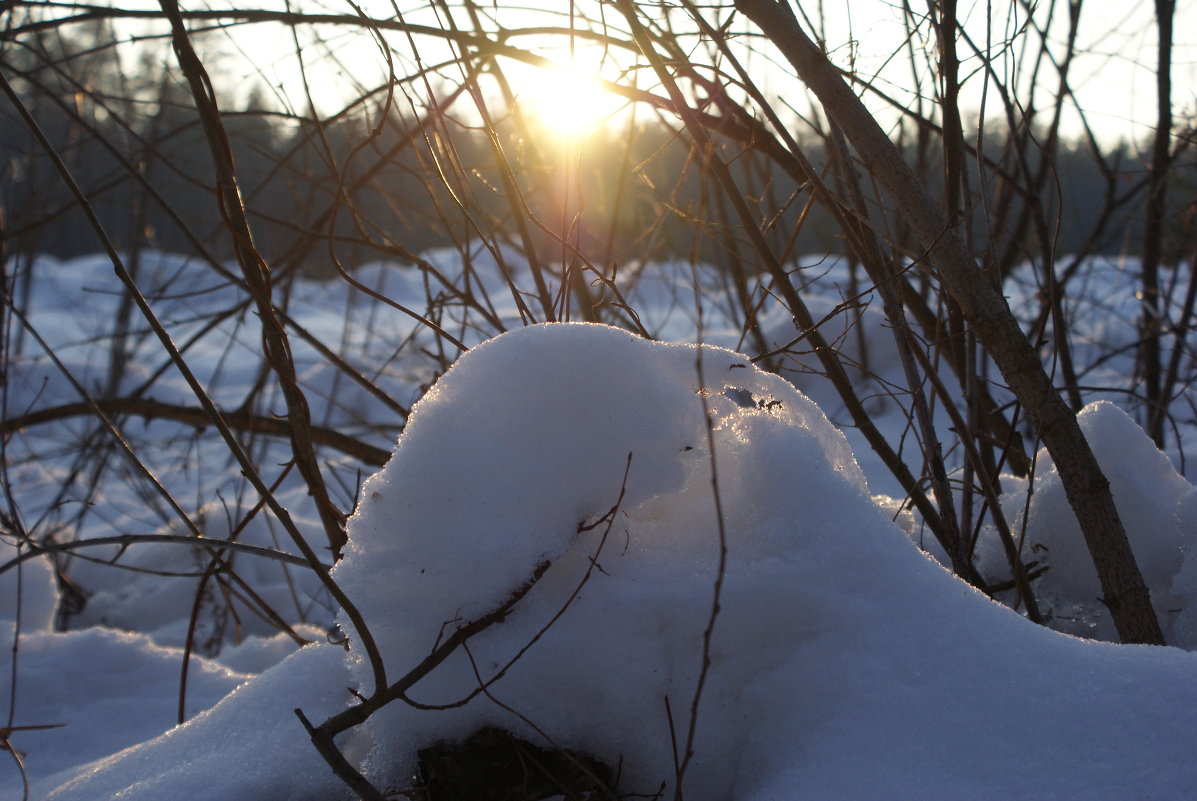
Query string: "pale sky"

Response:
xmin=205 ymin=0 xmax=1194 ymax=147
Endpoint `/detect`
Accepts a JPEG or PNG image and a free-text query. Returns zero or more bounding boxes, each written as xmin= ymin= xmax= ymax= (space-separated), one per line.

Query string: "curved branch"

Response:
xmin=1 ymin=397 xmax=392 ymax=467
xmin=0 ymin=532 xmax=321 ymax=578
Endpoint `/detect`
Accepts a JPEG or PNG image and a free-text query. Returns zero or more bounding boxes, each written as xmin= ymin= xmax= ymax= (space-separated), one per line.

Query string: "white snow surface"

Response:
xmin=1006 ymin=401 xmax=1197 ymax=643
xmin=13 ymin=322 xmax=1197 ymax=800
xmin=0 ymin=540 xmax=57 ymax=631
xmin=2 ymin=626 xmax=250 ymax=787
xmin=35 ymin=643 xmax=350 ymax=801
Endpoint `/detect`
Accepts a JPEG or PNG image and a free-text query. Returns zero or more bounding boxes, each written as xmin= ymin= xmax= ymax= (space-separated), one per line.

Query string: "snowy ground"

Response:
xmin=3 ymin=249 xmax=1196 ymax=799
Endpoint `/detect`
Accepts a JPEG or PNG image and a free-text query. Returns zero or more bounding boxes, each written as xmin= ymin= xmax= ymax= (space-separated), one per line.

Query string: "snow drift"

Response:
xmin=331 ymin=323 xmax=1197 ymax=800
xmin=11 ymin=322 xmax=1197 ymax=800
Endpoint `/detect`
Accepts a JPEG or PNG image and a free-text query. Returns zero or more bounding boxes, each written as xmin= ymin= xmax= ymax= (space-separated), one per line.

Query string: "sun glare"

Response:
xmin=520 ymin=64 xmax=620 ymax=141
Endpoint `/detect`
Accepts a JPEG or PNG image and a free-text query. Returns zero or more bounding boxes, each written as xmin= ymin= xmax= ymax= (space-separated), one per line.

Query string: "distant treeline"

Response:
xmin=2 ymin=19 xmax=1191 ymax=277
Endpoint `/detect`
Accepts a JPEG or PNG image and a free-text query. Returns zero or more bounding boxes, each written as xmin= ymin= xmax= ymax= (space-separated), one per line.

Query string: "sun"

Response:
xmin=519 ymin=64 xmax=620 ymax=141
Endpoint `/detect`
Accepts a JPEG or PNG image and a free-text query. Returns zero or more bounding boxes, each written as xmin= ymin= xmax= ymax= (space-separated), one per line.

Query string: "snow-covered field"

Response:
xmin=3 ymin=248 xmax=1197 ymax=799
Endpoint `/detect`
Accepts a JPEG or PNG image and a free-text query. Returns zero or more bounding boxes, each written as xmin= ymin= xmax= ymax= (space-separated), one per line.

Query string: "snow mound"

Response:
xmin=334 ymin=323 xmax=1197 ymax=800
xmin=334 ymin=322 xmax=875 ymax=797
xmin=1012 ymin=400 xmax=1197 ymax=643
